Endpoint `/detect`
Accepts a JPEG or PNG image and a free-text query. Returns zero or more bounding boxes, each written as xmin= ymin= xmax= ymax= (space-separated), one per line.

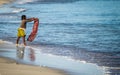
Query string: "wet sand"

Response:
xmin=0 ymin=40 xmax=106 ymax=75
xmin=0 ymin=40 xmax=66 ymax=75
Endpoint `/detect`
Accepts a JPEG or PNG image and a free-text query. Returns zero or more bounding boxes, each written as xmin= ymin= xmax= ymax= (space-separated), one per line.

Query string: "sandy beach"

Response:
xmin=0 ymin=40 xmax=66 ymax=75
xmin=0 ymin=0 xmax=14 ymax=5
xmin=0 ymin=58 xmax=65 ymax=75
xmin=0 ymin=57 xmax=65 ymax=75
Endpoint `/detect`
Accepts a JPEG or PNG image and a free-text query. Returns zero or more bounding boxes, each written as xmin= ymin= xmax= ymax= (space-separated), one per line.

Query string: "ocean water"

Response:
xmin=0 ymin=0 xmax=120 ymax=75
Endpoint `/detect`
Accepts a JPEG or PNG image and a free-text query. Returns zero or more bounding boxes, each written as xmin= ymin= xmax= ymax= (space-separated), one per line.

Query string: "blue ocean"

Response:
xmin=0 ymin=0 xmax=120 ymax=75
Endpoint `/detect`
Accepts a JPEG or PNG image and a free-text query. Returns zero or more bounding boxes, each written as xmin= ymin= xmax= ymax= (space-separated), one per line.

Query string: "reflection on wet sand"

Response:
xmin=16 ymin=46 xmax=35 ymax=61
xmin=16 ymin=46 xmax=25 ymax=59
xmin=29 ymin=47 xmax=35 ymax=61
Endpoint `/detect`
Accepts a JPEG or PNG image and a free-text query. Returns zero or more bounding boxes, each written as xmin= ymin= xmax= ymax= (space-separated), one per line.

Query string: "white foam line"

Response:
xmin=12 ymin=8 xmax=26 ymax=13
xmin=0 ymin=39 xmax=13 ymax=44
xmin=16 ymin=0 xmax=36 ymax=4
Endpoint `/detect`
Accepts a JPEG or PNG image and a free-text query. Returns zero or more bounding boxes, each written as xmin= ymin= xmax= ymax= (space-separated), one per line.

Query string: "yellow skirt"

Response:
xmin=17 ymin=28 xmax=26 ymax=37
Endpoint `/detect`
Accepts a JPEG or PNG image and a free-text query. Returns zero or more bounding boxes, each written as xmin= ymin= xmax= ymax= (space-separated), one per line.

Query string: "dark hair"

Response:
xmin=21 ymin=15 xmax=26 ymax=20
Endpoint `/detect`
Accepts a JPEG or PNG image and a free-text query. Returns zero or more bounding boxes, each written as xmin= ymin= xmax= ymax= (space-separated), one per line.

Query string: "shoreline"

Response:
xmin=0 ymin=40 xmax=105 ymax=75
xmin=0 ymin=40 xmax=67 ymax=75
xmin=0 ymin=0 xmax=15 ymax=5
